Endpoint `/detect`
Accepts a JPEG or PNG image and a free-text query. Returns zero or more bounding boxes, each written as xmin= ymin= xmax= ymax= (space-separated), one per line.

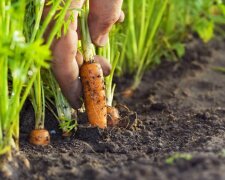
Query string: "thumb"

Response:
xmin=88 ymin=0 xmax=123 ymax=47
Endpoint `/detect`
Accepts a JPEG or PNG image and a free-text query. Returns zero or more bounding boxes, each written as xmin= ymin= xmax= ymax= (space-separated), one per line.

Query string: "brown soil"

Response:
xmin=15 ymin=37 xmax=225 ymax=179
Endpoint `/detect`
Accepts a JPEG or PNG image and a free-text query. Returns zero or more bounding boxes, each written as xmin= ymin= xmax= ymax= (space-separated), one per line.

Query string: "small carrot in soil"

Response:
xmin=107 ymin=106 xmax=120 ymax=127
xmin=29 ymin=129 xmax=50 ymax=146
xmin=122 ymin=88 xmax=134 ymax=98
xmin=29 ymin=71 xmax=50 ymax=146
xmin=80 ymin=61 xmax=107 ymax=129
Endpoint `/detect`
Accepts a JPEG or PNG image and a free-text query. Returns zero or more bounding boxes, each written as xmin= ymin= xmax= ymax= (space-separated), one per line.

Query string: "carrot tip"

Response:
xmin=29 ymin=129 xmax=50 ymax=146
xmin=107 ymin=106 xmax=120 ymax=127
xmin=122 ymin=88 xmax=134 ymax=98
xmin=90 ymin=121 xmax=107 ymax=129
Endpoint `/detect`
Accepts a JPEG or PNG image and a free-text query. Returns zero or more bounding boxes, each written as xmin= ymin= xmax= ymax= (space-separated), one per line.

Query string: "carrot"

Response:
xmin=107 ymin=106 xmax=120 ymax=127
xmin=29 ymin=129 xmax=50 ymax=145
xmin=79 ymin=1 xmax=107 ymax=128
xmin=122 ymin=88 xmax=134 ymax=98
xmin=80 ymin=61 xmax=107 ymax=129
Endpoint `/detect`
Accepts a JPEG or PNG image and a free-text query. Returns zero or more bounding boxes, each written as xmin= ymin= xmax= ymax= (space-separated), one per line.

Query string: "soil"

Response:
xmin=16 ymin=37 xmax=225 ymax=180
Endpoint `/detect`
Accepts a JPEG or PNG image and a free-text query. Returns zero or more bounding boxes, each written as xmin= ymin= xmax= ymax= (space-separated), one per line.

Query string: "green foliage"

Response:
xmin=113 ymin=0 xmax=225 ymax=90
xmin=98 ymin=35 xmax=120 ymax=106
xmin=156 ymin=0 xmax=225 ymax=65
xmin=0 ymin=0 xmax=74 ymax=157
xmin=117 ymin=0 xmax=168 ymax=89
xmin=162 ymin=0 xmax=225 ymax=57
xmin=30 ymin=72 xmax=46 ymax=129
xmin=44 ymin=71 xmax=77 ymax=134
xmin=58 ymin=117 xmax=78 ymax=133
xmin=166 ymin=153 xmax=192 ymax=165
xmin=26 ymin=0 xmax=73 ymax=132
xmin=174 ymin=0 xmax=221 ymax=42
xmin=0 ymin=0 xmax=50 ymax=156
xmin=219 ymin=149 xmax=225 ymax=157
xmin=212 ymin=66 xmax=225 ymax=73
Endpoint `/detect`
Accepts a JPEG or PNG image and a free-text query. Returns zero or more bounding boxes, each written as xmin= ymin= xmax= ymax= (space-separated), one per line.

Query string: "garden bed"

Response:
xmin=19 ymin=37 xmax=225 ymax=180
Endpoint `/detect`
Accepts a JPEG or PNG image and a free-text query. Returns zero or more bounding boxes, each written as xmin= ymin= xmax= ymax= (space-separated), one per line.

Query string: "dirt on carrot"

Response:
xmin=80 ymin=61 xmax=107 ymax=129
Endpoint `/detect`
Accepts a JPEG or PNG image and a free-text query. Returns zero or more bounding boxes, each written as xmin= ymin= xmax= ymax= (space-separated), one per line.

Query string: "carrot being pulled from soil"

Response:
xmin=80 ymin=62 xmax=107 ymax=128
xmin=79 ymin=1 xmax=107 ymax=129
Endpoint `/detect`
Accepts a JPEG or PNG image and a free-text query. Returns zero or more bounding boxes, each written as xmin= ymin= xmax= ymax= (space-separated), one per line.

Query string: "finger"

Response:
xmin=43 ymin=0 xmax=84 ymax=38
xmin=88 ymin=0 xmax=123 ymax=46
xmin=62 ymin=78 xmax=83 ymax=109
xmin=51 ymin=29 xmax=83 ymax=109
xmin=45 ymin=0 xmax=85 ymax=109
xmin=94 ymin=55 xmax=111 ymax=76
xmin=76 ymin=50 xmax=83 ymax=68
xmin=67 ymin=0 xmax=85 ymax=31
xmin=117 ymin=11 xmax=125 ymax=23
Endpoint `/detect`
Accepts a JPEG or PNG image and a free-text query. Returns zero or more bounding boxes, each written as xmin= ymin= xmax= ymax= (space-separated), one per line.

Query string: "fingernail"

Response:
xmin=117 ymin=11 xmax=125 ymax=23
xmin=95 ymin=34 xmax=108 ymax=47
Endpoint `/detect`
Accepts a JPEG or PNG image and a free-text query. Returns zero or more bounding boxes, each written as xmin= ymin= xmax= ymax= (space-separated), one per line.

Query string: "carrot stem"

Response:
xmin=80 ymin=0 xmax=95 ymax=62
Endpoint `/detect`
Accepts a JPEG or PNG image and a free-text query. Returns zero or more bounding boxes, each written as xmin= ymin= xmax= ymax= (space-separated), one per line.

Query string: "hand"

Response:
xmin=43 ymin=0 xmax=124 ymax=109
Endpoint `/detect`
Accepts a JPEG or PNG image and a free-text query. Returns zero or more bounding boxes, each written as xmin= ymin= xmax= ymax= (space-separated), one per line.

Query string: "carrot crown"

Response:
xmin=80 ymin=0 xmax=95 ymax=62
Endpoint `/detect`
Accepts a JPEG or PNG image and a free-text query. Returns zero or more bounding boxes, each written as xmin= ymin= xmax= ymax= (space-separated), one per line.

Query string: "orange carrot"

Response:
xmin=29 ymin=129 xmax=50 ymax=146
xmin=79 ymin=1 xmax=107 ymax=128
xmin=122 ymin=88 xmax=134 ymax=98
xmin=107 ymin=106 xmax=120 ymax=127
xmin=80 ymin=61 xmax=107 ymax=129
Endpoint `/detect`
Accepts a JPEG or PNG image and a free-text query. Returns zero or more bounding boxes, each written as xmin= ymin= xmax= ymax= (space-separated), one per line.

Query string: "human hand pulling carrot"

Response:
xmin=43 ymin=0 xmax=124 ymax=110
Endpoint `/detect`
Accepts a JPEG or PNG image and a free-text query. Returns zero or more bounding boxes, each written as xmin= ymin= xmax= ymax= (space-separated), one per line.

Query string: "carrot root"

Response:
xmin=29 ymin=129 xmax=50 ymax=146
xmin=107 ymin=106 xmax=120 ymax=127
xmin=122 ymin=88 xmax=134 ymax=98
xmin=80 ymin=62 xmax=107 ymax=129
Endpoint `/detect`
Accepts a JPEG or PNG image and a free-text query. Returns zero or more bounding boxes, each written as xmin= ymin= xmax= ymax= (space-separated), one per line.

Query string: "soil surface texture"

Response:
xmin=17 ymin=37 xmax=225 ymax=180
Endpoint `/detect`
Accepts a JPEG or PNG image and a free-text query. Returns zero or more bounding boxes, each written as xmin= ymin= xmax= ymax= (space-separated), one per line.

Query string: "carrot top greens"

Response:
xmin=0 ymin=0 xmax=50 ymax=156
xmin=0 ymin=0 xmax=74 ymax=159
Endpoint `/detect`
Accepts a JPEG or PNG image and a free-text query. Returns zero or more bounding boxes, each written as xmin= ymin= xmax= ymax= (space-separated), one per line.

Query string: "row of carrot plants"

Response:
xmin=115 ymin=0 xmax=225 ymax=95
xmin=0 ymin=0 xmax=73 ymax=175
